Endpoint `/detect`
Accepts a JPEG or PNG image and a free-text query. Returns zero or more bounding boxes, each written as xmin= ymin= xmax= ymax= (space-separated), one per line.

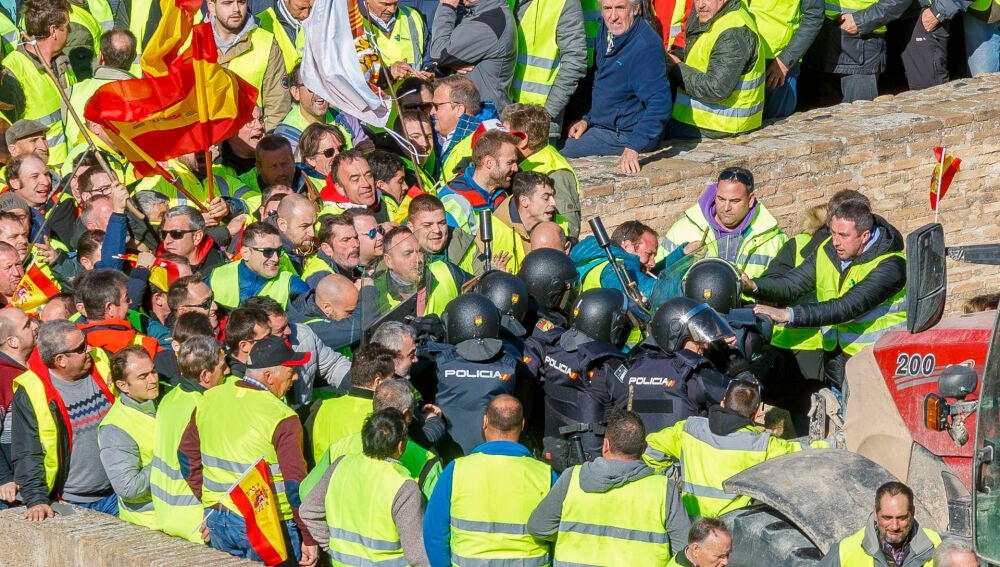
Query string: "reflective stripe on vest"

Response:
xmin=256 ymin=7 xmax=303 ymax=73
xmin=554 ymin=466 xmax=671 ymax=566
xmin=151 ymin=386 xmax=206 ymax=543
xmin=511 ymin=0 xmax=565 ymax=105
xmin=666 ymin=0 xmax=688 ymax=49
xmin=374 ymin=7 xmax=424 ymax=68
xmin=770 ymin=232 xmax=826 ymax=351
xmin=664 ymin=204 xmax=785 ymax=279
xmin=824 ymin=0 xmax=886 ymax=32
xmin=99 ymin=398 xmax=156 ymax=527
xmin=815 ymin=247 xmax=906 ymax=356
xmin=2 ymin=50 xmax=74 ymax=166
xmin=744 ymin=0 xmax=800 ymax=58
xmin=87 ymin=0 xmax=114 ymax=31
xmin=223 ymin=27 xmax=277 ymax=106
xmin=69 ymin=4 xmax=102 ymax=55
xmin=836 ymin=527 xmax=940 ymax=566
xmin=325 ymin=454 xmax=410 ymax=567
xmin=672 ymin=6 xmax=764 ymax=134
xmin=209 ymin=260 xmax=295 ymax=310
xmin=197 ymin=381 xmax=295 ymax=519
xmin=451 ymin=452 xmax=551 ymax=566
xmin=0 ymin=12 xmax=17 ymax=55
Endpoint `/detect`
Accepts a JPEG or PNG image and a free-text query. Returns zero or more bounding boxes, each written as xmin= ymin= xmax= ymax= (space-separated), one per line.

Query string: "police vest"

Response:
xmin=672 ymin=6 xmax=765 ymax=134
xmin=325 ymin=454 xmax=410 ymax=566
xmin=554 ymin=466 xmax=671 ymax=566
xmin=744 ymin=0 xmax=800 ymax=59
xmin=520 ymin=145 xmax=580 ymax=196
xmin=310 ymin=393 xmax=372 ymax=461
xmin=580 ymin=0 xmax=601 ymax=66
xmin=624 ymin=348 xmax=709 ymax=433
xmin=440 ymin=134 xmax=474 ymax=185
xmin=134 ymin=160 xmax=261 ymax=212
xmin=209 ymin=261 xmax=295 ymax=310
xmin=511 ymin=0 xmax=565 ymax=106
xmin=450 ymin=452 xmax=552 ymax=566
xmin=222 ymin=27 xmax=279 ymax=107
xmin=256 ymin=7 xmax=305 ymax=73
xmin=541 ymin=339 xmax=624 ymax=435
xmin=769 ymin=232 xmax=825 ymax=351
xmin=664 ymin=202 xmax=785 ymax=279
xmin=825 ymin=0 xmax=886 ymax=32
xmin=373 ymin=7 xmax=425 ymax=68
xmin=274 ymin=105 xmax=355 ymax=149
xmin=433 ymin=345 xmax=519 ymax=454
xmin=835 ymin=526 xmax=940 ymax=567
xmin=815 ymin=247 xmax=906 ymax=356
xmin=197 ymin=381 xmax=296 ymax=520
xmin=151 ymin=385 xmax=206 ymax=544
xmin=2 ymin=50 xmax=75 ymax=167
xmin=12 ymin=348 xmax=113 ymax=494
xmin=0 ymin=11 xmax=17 ymax=55
xmin=375 ymin=260 xmax=459 ymax=317
xmin=98 ymin=396 xmax=155 ymax=528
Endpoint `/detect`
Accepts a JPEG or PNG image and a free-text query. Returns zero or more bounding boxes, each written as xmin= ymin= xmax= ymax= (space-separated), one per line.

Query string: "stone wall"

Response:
xmin=572 ymin=74 xmax=1000 ymax=315
xmin=0 ymin=506 xmax=255 ymax=566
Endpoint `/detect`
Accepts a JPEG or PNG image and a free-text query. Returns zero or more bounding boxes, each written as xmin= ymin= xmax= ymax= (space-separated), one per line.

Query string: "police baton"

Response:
xmin=589 ymin=217 xmax=649 ymax=312
xmin=479 ymin=209 xmax=493 ymax=272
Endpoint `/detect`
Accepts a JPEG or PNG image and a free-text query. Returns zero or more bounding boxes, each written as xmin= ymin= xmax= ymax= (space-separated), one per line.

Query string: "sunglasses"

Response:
xmin=161 ymin=228 xmax=197 ymax=240
xmin=57 ymin=340 xmax=88 ymax=357
xmin=718 ymin=168 xmax=754 ymax=191
xmin=183 ymin=295 xmax=215 ymax=310
xmin=362 ymin=226 xmax=385 ymax=239
xmin=315 ymin=147 xmax=342 ymax=159
xmin=247 ymin=246 xmax=282 ymax=259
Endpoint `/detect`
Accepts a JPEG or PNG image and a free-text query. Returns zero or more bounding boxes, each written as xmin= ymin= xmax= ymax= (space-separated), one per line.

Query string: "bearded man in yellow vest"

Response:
xmin=98 ymin=346 xmax=159 ymax=529
xmin=527 ymin=409 xmax=690 ymax=565
xmin=502 ymin=103 xmax=581 ymax=239
xmin=209 ymin=0 xmax=290 ymax=130
xmin=747 ymin=199 xmax=906 ymax=390
xmin=820 ymin=482 xmax=940 ymax=566
xmin=299 ymin=408 xmax=429 ymax=565
xmin=2 ymin=0 xmax=74 ymax=168
xmin=424 ymin=395 xmax=556 ymax=566
xmin=373 ymin=226 xmax=466 ymax=317
xmin=666 ymin=0 xmax=765 ymax=139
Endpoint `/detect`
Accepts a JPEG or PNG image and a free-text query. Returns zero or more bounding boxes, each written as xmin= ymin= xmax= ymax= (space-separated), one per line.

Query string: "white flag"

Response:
xmin=300 ymin=0 xmax=393 ymax=128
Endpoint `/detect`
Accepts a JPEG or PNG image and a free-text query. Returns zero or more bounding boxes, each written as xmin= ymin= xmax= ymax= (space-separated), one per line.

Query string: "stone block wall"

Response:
xmin=572 ymin=74 xmax=1000 ymax=316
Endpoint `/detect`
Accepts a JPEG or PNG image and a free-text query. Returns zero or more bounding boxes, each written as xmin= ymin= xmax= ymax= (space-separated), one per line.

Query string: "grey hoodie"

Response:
xmin=527 ymin=457 xmax=690 ymax=553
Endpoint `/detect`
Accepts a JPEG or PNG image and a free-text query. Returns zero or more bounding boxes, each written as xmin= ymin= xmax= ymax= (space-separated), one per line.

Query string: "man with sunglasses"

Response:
xmin=158 ymin=206 xmax=229 ymax=278
xmin=345 ymin=208 xmax=385 ymax=269
xmin=644 ymin=379 xmax=830 ymax=519
xmin=662 ymin=167 xmax=786 ymax=281
xmin=208 ymin=222 xmax=309 ymax=310
xmin=12 ymin=320 xmax=117 ymax=522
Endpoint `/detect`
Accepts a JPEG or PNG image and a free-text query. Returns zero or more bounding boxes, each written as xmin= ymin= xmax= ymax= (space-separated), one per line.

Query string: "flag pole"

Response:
xmin=935 ymin=146 xmax=945 ymax=225
xmin=191 ymin=29 xmax=216 ymax=202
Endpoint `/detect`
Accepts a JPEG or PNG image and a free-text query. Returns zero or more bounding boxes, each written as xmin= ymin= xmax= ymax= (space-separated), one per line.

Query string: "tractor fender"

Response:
xmin=722 ymin=449 xmax=941 ymax=555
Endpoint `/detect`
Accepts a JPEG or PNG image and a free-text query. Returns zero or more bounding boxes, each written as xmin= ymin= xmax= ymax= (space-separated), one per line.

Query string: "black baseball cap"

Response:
xmin=246 ymin=336 xmax=310 ymax=369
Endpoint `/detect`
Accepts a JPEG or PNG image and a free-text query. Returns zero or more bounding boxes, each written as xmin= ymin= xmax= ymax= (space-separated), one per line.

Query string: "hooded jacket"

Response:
xmin=571 ymin=235 xmax=658 ymax=299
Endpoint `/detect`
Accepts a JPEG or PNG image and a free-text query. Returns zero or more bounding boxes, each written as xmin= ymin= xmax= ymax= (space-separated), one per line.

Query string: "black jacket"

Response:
xmin=803 ymin=0 xmax=909 ymax=74
xmin=11 ymin=387 xmax=68 ymax=507
xmin=752 ymin=215 xmax=905 ymax=328
xmin=286 ymin=286 xmax=379 ymax=351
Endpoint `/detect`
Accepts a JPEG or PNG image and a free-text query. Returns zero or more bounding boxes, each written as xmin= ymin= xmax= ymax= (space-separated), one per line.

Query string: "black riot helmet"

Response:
xmin=475 ymin=271 xmax=530 ymax=336
xmin=518 ymin=248 xmax=578 ymax=314
xmin=442 ymin=293 xmax=504 ymax=361
xmin=651 ymin=296 xmax=735 ymax=353
xmin=570 ymin=288 xmax=632 ymax=348
xmin=683 ymin=258 xmax=742 ymax=314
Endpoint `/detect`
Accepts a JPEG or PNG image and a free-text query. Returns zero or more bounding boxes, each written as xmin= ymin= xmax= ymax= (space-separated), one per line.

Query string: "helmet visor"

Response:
xmin=680 ymin=303 xmax=735 ymax=344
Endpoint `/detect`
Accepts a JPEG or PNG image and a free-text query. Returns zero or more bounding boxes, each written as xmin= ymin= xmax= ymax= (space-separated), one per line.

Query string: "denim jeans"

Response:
xmin=65 ymin=493 xmax=119 ymax=517
xmin=560 ymin=126 xmax=661 ymax=158
xmin=964 ymin=13 xmax=1000 ymax=75
xmin=206 ymin=507 xmax=301 ymax=565
xmin=764 ymin=65 xmax=800 ymax=120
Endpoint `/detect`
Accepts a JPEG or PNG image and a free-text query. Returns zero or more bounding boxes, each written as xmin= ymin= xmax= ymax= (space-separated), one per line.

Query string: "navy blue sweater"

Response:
xmin=584 ymin=18 xmax=671 ymax=152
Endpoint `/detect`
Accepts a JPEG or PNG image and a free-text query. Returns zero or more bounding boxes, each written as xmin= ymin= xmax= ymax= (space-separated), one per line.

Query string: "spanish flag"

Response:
xmin=228 ymin=457 xmax=288 ymax=566
xmin=930 ymin=147 xmax=961 ymax=211
xmin=139 ymin=0 xmax=202 ymax=77
xmin=12 ymin=260 xmax=61 ymax=314
xmin=84 ymin=23 xmax=258 ymax=178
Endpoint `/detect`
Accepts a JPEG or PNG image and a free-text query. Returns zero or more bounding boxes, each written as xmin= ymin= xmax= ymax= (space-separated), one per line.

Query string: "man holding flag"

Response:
xmin=179 ymin=336 xmax=318 ymax=565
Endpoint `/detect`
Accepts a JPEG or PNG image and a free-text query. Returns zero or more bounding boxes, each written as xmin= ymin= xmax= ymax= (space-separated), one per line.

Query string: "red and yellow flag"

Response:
xmin=228 ymin=457 xmax=288 ymax=566
xmin=84 ymin=23 xmax=258 ymax=178
xmin=139 ymin=0 xmax=202 ymax=77
xmin=12 ymin=261 xmax=61 ymax=314
xmin=930 ymin=146 xmax=961 ymax=211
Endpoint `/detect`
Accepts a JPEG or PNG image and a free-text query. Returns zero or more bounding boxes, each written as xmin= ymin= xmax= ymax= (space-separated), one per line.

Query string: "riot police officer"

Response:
xmin=541 ymin=288 xmax=633 ymax=470
xmin=625 ymin=296 xmax=735 ymax=433
xmin=475 ymin=270 xmax=533 ymax=366
xmin=518 ymin=248 xmax=579 ymax=364
xmin=430 ymin=293 xmax=530 ymax=460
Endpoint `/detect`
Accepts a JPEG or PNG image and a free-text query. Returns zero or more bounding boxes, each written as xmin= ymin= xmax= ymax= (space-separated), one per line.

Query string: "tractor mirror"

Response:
xmin=906 ymin=223 xmax=947 ymax=333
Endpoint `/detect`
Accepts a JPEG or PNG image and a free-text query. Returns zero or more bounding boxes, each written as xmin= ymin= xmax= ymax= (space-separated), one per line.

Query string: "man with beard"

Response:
xmin=478 ymin=171 xmax=561 ymax=274
xmin=208 ymin=222 xmax=309 ymax=310
xmin=438 ymin=130 xmax=520 ymax=235
xmin=373 ymin=227 xmax=465 ymax=317
xmin=345 ymin=208 xmax=384 ymax=270
xmin=301 ymin=214 xmax=361 ymax=287
xmin=274 ymin=193 xmax=318 ymax=274
xmin=406 ymin=194 xmax=476 ymax=275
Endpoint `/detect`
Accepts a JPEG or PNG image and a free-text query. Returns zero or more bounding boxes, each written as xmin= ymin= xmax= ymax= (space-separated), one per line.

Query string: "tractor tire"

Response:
xmin=722 ymin=505 xmax=824 ymax=567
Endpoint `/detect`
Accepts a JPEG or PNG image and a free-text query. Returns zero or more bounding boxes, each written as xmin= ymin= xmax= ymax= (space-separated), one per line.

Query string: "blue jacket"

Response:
xmin=584 ymin=18 xmax=671 ymax=152
xmin=207 ymin=261 xmax=310 ymax=306
xmin=570 ymin=236 xmax=658 ymax=299
xmin=423 ymin=440 xmax=558 ymax=567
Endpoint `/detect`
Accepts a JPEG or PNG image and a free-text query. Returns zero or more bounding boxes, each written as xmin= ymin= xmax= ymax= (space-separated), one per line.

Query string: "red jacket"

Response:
xmin=79 ymin=318 xmax=162 ymax=359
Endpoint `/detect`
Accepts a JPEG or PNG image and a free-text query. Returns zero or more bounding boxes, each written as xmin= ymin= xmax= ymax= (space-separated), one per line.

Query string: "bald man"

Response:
xmin=276 ymin=193 xmax=319 ymax=274
xmin=424 ymin=395 xmax=557 ymax=566
xmin=0 ymin=307 xmax=38 ymax=506
xmin=288 ymin=273 xmax=379 ymax=352
xmin=529 ymin=221 xmax=571 ymax=254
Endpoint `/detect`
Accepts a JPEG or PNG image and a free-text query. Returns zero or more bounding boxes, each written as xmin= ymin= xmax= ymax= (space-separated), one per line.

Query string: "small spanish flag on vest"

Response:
xmin=930 ymin=147 xmax=960 ymax=212
xmin=12 ymin=260 xmax=61 ymax=314
xmin=228 ymin=457 xmax=289 ymax=566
